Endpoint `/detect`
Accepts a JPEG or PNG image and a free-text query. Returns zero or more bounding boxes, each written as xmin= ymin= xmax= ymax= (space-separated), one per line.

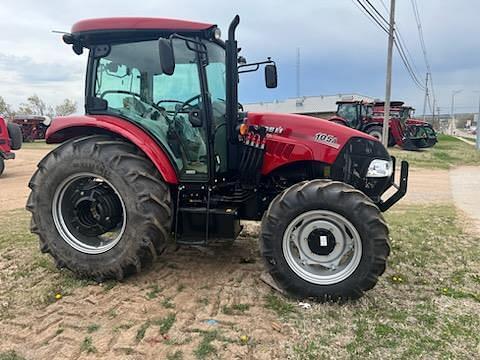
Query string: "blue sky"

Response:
xmin=0 ymin=0 xmax=478 ymax=115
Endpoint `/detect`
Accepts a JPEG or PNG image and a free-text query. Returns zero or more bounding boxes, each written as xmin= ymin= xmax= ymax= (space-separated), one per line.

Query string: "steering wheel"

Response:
xmin=171 ymin=94 xmax=202 ymax=121
xmin=156 ymin=99 xmax=184 ymax=111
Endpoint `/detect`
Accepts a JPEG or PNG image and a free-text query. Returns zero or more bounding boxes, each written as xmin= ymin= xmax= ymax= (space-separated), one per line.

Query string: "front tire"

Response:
xmin=27 ymin=135 xmax=172 ymax=281
xmin=7 ymin=123 xmax=22 ymax=150
xmin=366 ymin=125 xmax=384 ymax=142
xmin=0 ymin=157 xmax=4 ymax=176
xmin=260 ymin=180 xmax=389 ymax=301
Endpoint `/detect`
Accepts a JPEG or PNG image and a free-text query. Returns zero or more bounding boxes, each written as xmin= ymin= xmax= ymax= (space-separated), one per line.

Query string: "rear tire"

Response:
xmin=0 ymin=158 xmax=4 ymax=176
xmin=27 ymin=135 xmax=172 ymax=281
xmin=7 ymin=123 xmax=22 ymax=150
xmin=260 ymin=180 xmax=389 ymax=301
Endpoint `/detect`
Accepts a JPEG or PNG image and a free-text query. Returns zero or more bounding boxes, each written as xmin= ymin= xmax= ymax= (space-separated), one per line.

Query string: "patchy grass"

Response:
xmin=0 ymin=209 xmax=93 ymax=318
xmin=193 ymin=330 xmax=219 ymax=359
xmin=86 ymin=324 xmax=100 ymax=333
xmin=390 ymin=134 xmax=480 ymax=169
xmin=166 ymin=350 xmax=184 ymax=360
xmin=18 ymin=141 xmax=55 ymax=150
xmin=135 ymin=321 xmax=151 ymax=342
xmin=80 ymin=336 xmax=97 ymax=354
xmin=1 ymin=202 xmax=479 ymax=359
xmin=146 ymin=284 xmax=162 ymax=299
xmin=161 ymin=296 xmax=175 ymax=309
xmin=285 ymin=204 xmax=480 ymax=359
xmin=157 ymin=313 xmax=176 ymax=335
xmin=264 ymin=293 xmax=296 ymax=319
xmin=0 ymin=351 xmax=26 ymax=360
xmin=222 ymin=303 xmax=250 ymax=315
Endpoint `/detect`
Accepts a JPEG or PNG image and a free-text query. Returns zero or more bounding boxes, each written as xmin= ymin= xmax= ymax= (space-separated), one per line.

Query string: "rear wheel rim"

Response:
xmin=282 ymin=210 xmax=362 ymax=285
xmin=52 ymin=173 xmax=126 ymax=254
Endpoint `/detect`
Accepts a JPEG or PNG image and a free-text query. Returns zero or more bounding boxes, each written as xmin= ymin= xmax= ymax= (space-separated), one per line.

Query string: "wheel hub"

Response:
xmin=282 ymin=210 xmax=362 ymax=285
xmin=307 ymin=228 xmax=336 ymax=256
xmin=71 ymin=182 xmax=123 ymax=237
xmin=52 ymin=173 xmax=126 ymax=254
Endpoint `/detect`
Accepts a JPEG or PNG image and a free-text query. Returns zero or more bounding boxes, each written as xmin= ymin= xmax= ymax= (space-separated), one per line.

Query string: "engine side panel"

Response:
xmin=246 ymin=112 xmax=375 ymax=175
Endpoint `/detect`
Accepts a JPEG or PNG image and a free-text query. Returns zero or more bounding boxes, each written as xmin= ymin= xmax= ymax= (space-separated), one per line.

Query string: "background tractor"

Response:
xmin=28 ymin=15 xmax=408 ymax=301
xmin=330 ymin=100 xmax=437 ymax=150
xmin=0 ymin=116 xmax=22 ymax=176
xmin=12 ymin=115 xmax=51 ymax=142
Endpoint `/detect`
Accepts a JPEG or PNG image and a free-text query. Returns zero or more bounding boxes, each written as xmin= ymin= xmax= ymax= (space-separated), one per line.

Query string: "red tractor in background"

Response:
xmin=330 ymin=100 xmax=437 ymax=150
xmin=27 ymin=15 xmax=409 ymax=301
xmin=12 ymin=115 xmax=51 ymax=142
xmin=0 ymin=117 xmax=22 ymax=176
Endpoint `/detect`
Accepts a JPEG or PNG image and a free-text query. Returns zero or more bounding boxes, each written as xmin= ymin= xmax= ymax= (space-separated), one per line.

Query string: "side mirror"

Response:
xmin=158 ymin=38 xmax=175 ymax=75
xmin=238 ymin=56 xmax=247 ymax=65
xmin=265 ymin=64 xmax=277 ymax=88
xmin=188 ymin=109 xmax=203 ymax=127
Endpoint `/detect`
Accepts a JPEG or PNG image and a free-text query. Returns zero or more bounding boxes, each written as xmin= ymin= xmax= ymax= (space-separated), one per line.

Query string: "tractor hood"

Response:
xmin=406 ymin=118 xmax=429 ymax=126
xmin=246 ymin=112 xmax=386 ymax=174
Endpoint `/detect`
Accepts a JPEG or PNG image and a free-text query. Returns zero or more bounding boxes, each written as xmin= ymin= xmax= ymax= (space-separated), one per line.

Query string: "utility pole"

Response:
xmin=422 ymin=73 xmax=429 ymax=122
xmin=432 ymin=98 xmax=436 ymax=124
xmin=382 ymin=0 xmax=396 ymax=148
xmin=296 ymin=48 xmax=300 ymax=98
xmin=450 ymin=89 xmax=462 ymax=135
xmin=477 ymin=95 xmax=480 ymax=150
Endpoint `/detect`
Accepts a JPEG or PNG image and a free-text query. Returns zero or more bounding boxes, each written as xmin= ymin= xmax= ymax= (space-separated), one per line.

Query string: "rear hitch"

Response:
xmin=377 ymin=157 xmax=409 ymax=212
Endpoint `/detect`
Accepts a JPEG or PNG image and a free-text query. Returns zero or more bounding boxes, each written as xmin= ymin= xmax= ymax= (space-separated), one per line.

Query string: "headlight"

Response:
xmin=213 ymin=27 xmax=221 ymax=39
xmin=366 ymin=159 xmax=393 ymax=178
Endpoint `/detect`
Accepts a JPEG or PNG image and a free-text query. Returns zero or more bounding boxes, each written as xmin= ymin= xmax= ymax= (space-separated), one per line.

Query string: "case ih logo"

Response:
xmin=314 ymin=133 xmax=340 ymax=149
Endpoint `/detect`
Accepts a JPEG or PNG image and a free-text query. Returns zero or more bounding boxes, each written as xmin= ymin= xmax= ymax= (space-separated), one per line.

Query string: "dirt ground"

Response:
xmin=0 ymin=145 xmax=459 ymax=211
xmin=0 ymin=147 xmax=51 ymax=211
xmin=0 ymin=145 xmax=479 ymax=359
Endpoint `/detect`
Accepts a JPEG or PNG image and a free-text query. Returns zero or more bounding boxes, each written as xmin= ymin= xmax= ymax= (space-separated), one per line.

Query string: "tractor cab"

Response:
xmin=62 ymin=17 xmax=276 ymax=184
xmin=332 ymin=100 xmax=372 ymax=130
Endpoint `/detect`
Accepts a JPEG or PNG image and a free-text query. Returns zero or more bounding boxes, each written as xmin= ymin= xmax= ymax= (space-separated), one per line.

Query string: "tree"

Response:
xmin=16 ymin=95 xmax=77 ymax=118
xmin=18 ymin=94 xmax=47 ymax=116
xmin=55 ymin=99 xmax=77 ymax=117
xmin=0 ymin=96 xmax=14 ymax=118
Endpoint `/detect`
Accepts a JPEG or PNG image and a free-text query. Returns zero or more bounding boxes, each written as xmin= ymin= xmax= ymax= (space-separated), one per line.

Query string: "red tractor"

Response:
xmin=27 ymin=16 xmax=408 ymax=301
xmin=12 ymin=115 xmax=51 ymax=142
xmin=330 ymin=100 xmax=437 ymax=150
xmin=0 ymin=117 xmax=22 ymax=176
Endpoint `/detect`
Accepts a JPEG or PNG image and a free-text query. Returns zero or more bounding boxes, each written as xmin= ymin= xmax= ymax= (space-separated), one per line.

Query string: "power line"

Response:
xmin=353 ymin=0 xmax=426 ymax=91
xmin=375 ymin=0 xmax=423 ymax=79
xmin=394 ymin=37 xmax=425 ymax=90
xmin=364 ymin=0 xmax=389 ymax=25
xmin=410 ymin=0 xmax=436 ymax=103
xmin=352 ymin=0 xmax=389 ymax=33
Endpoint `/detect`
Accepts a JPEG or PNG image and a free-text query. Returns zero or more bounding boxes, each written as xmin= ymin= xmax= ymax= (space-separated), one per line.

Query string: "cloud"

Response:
xmin=0 ymin=0 xmax=478 ymax=113
xmin=0 ymin=53 xmax=82 ymax=83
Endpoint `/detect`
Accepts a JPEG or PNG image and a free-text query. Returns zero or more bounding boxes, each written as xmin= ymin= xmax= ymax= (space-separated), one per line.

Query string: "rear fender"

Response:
xmin=46 ymin=115 xmax=178 ymax=184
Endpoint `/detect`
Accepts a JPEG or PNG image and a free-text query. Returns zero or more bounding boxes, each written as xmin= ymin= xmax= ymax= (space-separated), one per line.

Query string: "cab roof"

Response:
xmin=71 ymin=17 xmax=215 ymax=34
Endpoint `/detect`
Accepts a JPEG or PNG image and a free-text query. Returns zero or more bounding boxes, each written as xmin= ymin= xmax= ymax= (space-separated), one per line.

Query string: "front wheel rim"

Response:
xmin=282 ymin=210 xmax=362 ymax=285
xmin=52 ymin=173 xmax=127 ymax=254
xmin=369 ymin=130 xmax=383 ymax=141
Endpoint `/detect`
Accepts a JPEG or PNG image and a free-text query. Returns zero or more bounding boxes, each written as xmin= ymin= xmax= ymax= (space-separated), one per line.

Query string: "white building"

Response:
xmin=244 ymin=93 xmax=376 ymax=118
